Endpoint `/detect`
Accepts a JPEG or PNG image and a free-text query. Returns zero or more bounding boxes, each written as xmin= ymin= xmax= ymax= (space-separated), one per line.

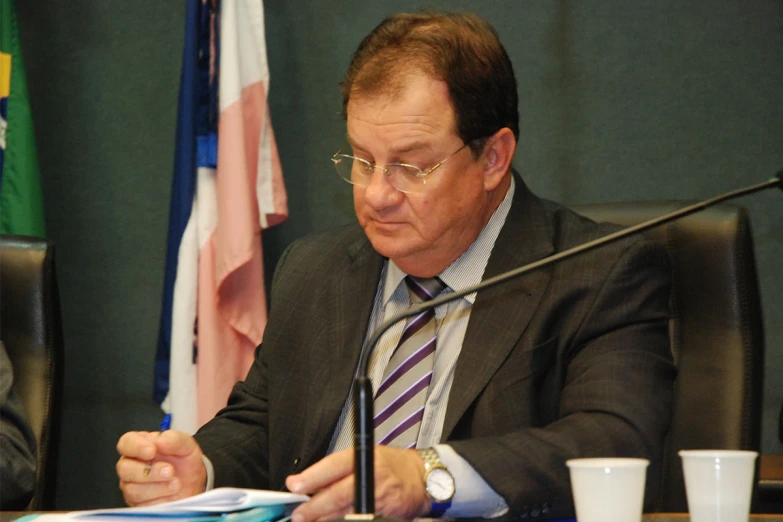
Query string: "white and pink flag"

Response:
xmin=161 ymin=0 xmax=287 ymax=433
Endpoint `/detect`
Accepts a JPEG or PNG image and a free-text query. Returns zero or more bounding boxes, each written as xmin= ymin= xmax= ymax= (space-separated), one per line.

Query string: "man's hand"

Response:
xmin=116 ymin=430 xmax=207 ymax=506
xmin=285 ymin=446 xmax=430 ymax=522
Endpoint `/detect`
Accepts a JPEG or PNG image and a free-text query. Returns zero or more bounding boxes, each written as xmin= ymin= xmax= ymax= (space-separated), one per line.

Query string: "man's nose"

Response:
xmin=362 ymin=167 xmax=404 ymax=209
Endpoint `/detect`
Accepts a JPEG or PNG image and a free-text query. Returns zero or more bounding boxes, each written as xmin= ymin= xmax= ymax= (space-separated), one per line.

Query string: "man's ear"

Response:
xmin=482 ymin=127 xmax=516 ymax=191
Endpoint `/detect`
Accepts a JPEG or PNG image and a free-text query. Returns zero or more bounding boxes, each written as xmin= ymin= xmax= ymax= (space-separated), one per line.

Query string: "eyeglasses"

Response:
xmin=331 ymin=142 xmax=470 ymax=193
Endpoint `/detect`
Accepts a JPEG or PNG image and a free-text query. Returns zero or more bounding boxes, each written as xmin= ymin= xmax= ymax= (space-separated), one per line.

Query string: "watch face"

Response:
xmin=427 ymin=468 xmax=456 ymax=501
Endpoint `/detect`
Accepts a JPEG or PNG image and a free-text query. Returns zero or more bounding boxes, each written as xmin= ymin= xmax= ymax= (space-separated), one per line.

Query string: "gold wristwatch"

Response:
xmin=417 ymin=448 xmax=455 ymax=516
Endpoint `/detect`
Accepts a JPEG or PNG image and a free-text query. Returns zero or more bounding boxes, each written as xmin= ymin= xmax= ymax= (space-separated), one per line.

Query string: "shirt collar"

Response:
xmin=382 ymin=176 xmax=516 ymax=305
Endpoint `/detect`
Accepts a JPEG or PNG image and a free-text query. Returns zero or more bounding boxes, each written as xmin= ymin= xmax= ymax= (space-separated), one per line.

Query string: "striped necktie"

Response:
xmin=374 ymin=275 xmax=446 ymax=449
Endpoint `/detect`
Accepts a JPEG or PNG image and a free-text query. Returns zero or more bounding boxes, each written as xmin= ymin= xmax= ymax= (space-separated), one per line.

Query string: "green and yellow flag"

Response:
xmin=0 ymin=0 xmax=45 ymax=237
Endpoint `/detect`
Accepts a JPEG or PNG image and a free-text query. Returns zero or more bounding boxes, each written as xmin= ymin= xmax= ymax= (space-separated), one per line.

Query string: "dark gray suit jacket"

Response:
xmin=0 ymin=340 xmax=37 ymax=509
xmin=195 ymin=177 xmax=675 ymax=520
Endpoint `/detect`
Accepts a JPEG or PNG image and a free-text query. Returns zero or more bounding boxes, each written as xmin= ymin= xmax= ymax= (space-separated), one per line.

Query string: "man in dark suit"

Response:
xmin=116 ymin=12 xmax=674 ymax=521
xmin=1 ymin=340 xmax=38 ymax=509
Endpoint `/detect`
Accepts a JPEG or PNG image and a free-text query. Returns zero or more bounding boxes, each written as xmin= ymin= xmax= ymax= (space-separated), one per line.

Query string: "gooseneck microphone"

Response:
xmin=349 ymin=170 xmax=782 ymax=519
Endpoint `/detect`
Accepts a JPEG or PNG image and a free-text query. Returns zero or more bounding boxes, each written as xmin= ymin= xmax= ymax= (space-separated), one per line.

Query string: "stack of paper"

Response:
xmin=23 ymin=488 xmax=309 ymax=522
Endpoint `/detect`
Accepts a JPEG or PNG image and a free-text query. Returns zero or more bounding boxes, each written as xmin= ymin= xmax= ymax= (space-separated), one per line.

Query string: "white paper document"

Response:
xmin=28 ymin=488 xmax=309 ymax=522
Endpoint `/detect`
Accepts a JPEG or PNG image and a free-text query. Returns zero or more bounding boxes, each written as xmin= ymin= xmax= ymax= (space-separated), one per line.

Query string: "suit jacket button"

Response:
xmin=519 ymin=506 xmax=530 ymax=519
xmin=541 ymin=503 xmax=551 ymax=515
xmin=531 ymin=505 xmax=541 ymax=517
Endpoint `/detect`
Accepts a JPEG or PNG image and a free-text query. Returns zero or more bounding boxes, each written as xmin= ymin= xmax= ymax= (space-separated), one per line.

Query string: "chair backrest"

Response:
xmin=571 ymin=201 xmax=764 ymax=512
xmin=0 ymin=234 xmax=64 ymax=510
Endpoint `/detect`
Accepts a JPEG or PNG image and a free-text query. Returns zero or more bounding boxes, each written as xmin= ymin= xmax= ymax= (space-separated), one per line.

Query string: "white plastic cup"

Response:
xmin=679 ymin=449 xmax=758 ymax=522
xmin=566 ymin=458 xmax=649 ymax=522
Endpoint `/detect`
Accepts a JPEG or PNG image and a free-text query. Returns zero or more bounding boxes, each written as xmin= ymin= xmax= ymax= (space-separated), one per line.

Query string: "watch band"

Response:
xmin=418 ymin=447 xmax=442 ymax=470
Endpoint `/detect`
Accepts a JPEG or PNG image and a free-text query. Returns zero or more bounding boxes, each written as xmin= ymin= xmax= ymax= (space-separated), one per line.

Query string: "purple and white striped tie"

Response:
xmin=374 ymin=276 xmax=446 ymax=449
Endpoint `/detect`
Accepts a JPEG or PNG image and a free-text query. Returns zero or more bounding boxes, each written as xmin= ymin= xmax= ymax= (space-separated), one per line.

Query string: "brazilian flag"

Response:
xmin=0 ymin=0 xmax=44 ymax=237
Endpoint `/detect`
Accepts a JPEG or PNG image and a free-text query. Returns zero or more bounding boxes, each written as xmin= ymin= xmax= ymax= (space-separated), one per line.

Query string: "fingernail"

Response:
xmin=291 ymin=514 xmax=303 ymax=522
xmin=289 ymin=480 xmax=303 ymax=493
xmin=160 ymin=466 xmax=173 ymax=478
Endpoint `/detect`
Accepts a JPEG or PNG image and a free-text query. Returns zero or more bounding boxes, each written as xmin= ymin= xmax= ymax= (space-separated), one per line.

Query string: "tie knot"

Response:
xmin=405 ymin=275 xmax=447 ymax=303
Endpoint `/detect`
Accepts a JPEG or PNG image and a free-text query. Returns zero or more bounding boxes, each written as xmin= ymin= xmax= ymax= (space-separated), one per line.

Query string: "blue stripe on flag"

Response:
xmin=153 ymin=0 xmax=204 ymax=404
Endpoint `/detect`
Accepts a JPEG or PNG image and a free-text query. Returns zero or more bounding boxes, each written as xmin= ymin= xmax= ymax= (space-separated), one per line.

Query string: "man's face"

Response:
xmin=347 ymin=73 xmax=496 ymax=277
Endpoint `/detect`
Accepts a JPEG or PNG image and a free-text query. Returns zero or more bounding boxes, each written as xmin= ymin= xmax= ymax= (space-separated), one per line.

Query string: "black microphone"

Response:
xmin=350 ymin=171 xmax=782 ymax=520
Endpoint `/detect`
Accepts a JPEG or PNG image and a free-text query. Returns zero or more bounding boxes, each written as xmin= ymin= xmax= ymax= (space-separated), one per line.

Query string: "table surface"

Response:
xmin=2 ymin=515 xmax=783 ymax=522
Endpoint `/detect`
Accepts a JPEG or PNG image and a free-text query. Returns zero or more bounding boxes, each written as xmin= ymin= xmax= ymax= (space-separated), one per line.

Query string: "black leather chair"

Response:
xmin=571 ymin=201 xmax=765 ymax=513
xmin=0 ymin=235 xmax=64 ymax=510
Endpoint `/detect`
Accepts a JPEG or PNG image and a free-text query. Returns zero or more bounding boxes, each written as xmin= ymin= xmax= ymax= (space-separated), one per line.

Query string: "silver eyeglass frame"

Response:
xmin=330 ymin=142 xmax=471 ymax=193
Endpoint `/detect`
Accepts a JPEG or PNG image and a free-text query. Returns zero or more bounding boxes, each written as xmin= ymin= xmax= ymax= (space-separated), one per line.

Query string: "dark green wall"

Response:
xmin=17 ymin=0 xmax=782 ymax=510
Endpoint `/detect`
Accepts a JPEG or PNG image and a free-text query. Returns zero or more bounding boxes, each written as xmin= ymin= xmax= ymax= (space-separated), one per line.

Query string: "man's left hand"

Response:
xmin=285 ymin=446 xmax=430 ymax=522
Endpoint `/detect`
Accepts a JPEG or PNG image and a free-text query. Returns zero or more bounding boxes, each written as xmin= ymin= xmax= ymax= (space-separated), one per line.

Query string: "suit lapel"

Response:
xmin=443 ymin=177 xmax=556 ymax=438
xmin=294 ymin=177 xmax=558 ymax=452
xmin=300 ymin=232 xmax=384 ymax=466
